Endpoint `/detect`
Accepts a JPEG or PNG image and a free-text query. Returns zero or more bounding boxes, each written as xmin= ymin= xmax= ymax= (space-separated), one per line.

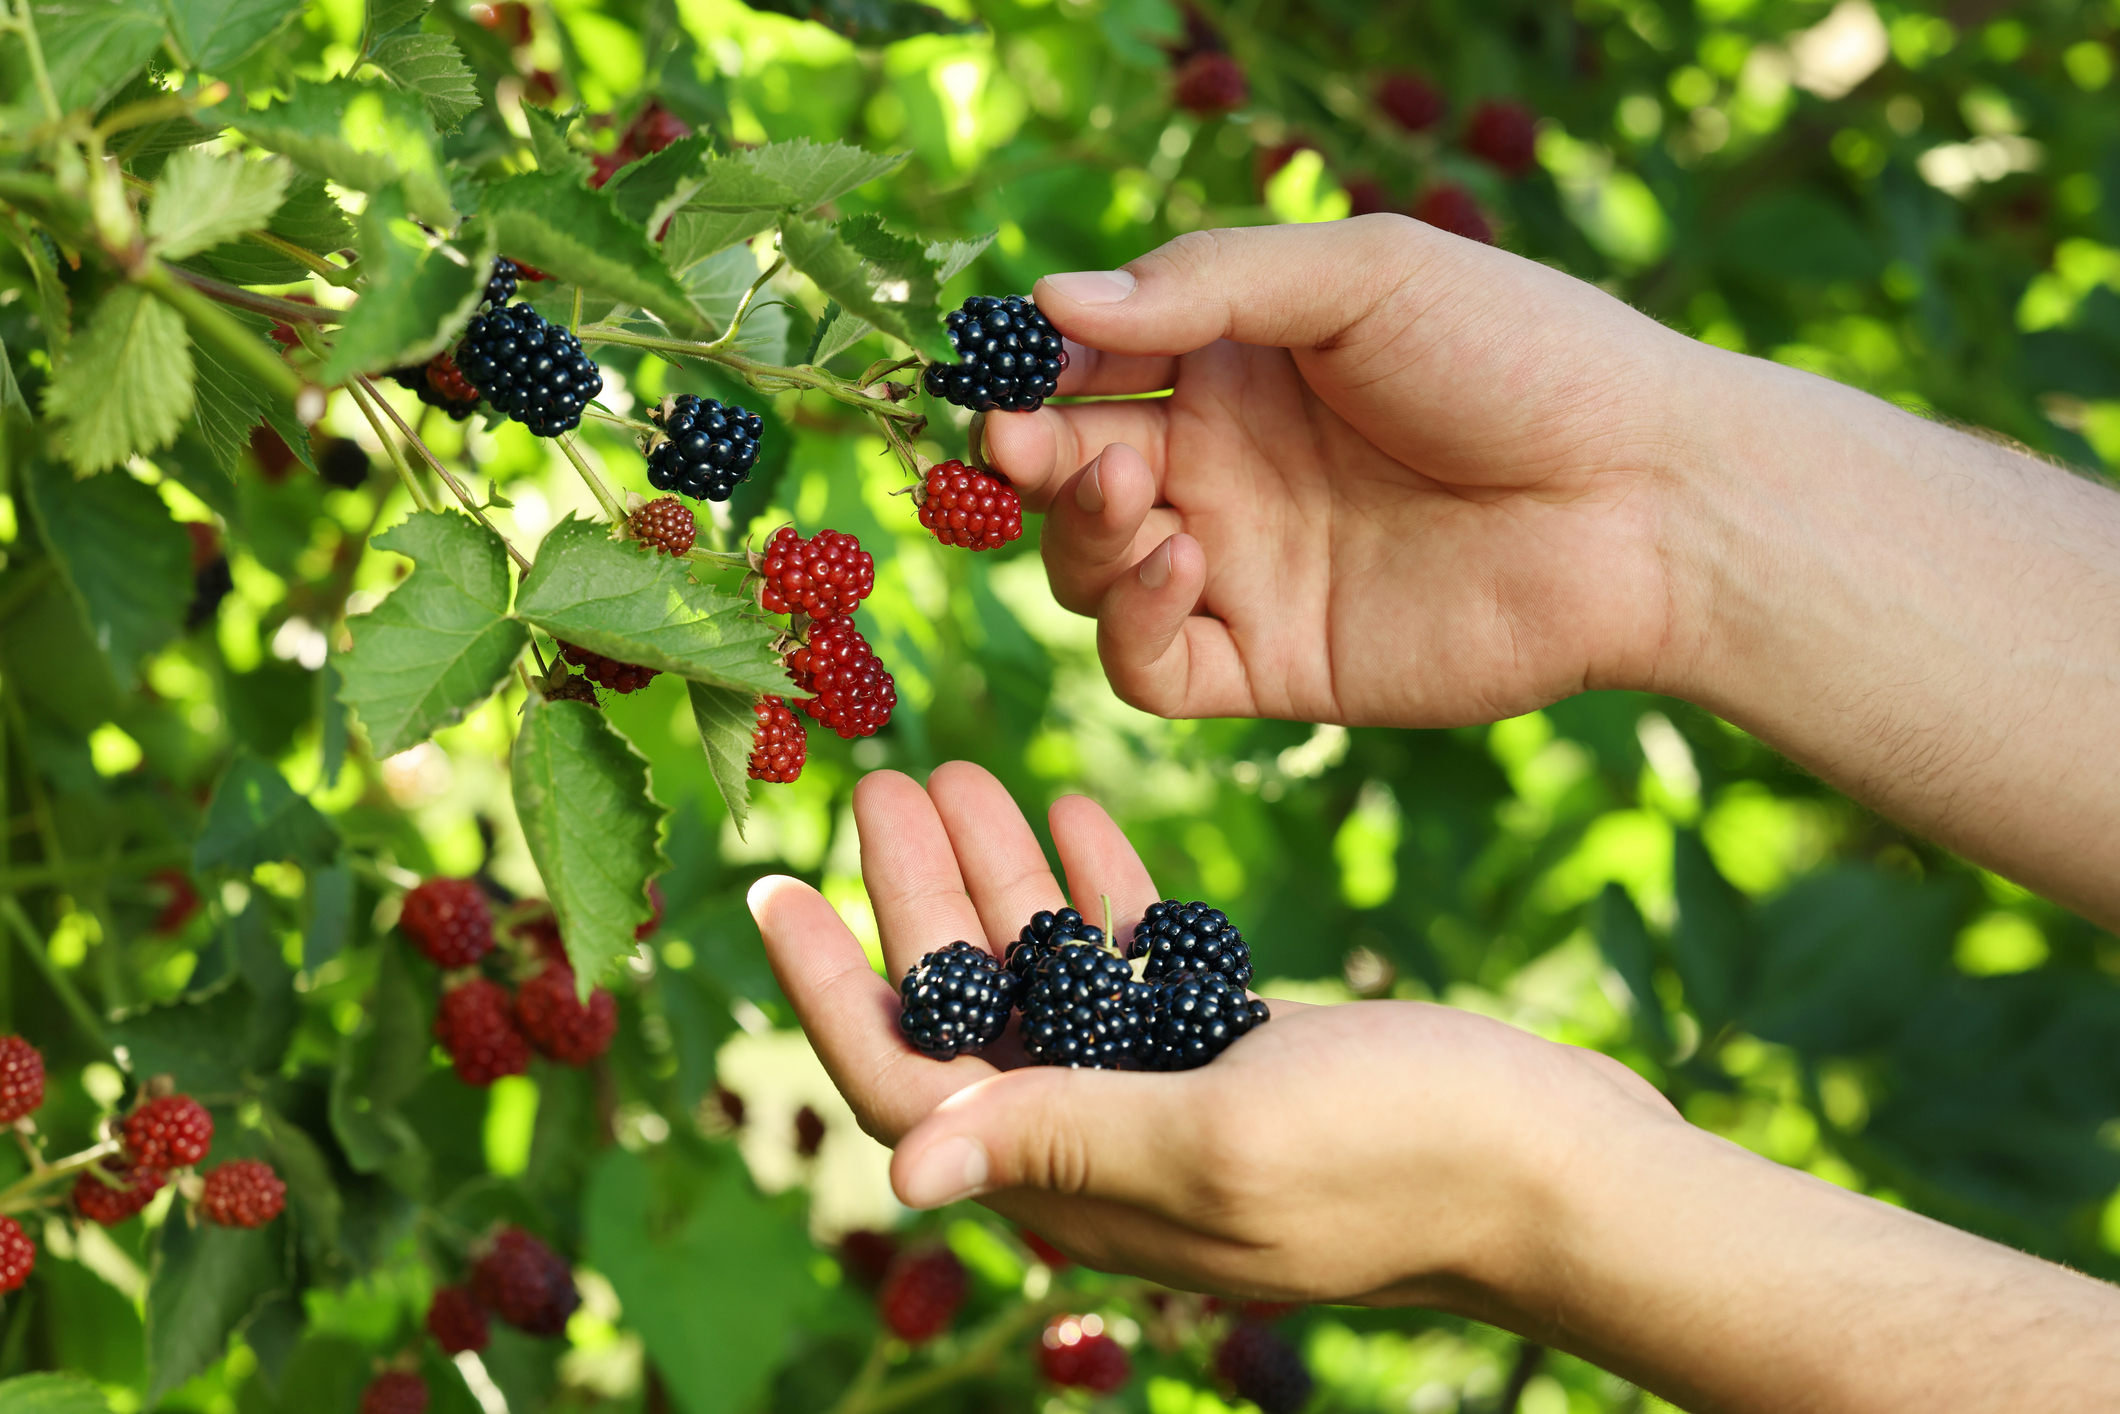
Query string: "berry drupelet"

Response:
xmin=1129 ymin=899 xmax=1252 ymax=986
xmin=472 ymin=1226 xmax=580 ymax=1336
xmin=72 ymin=1164 xmax=165 ymax=1226
xmin=922 ymin=296 xmax=1067 ymax=413
xmin=629 ymin=495 xmax=697 ymax=556
xmin=784 ymin=617 xmax=896 ymax=739
xmin=559 ymin=640 xmax=658 ymax=694
xmin=360 ymin=1372 xmax=429 ymax=1414
xmin=0 ymin=1035 xmax=44 ymax=1123
xmin=124 ymin=1094 xmax=214 ymax=1169
xmin=757 ymin=527 xmax=874 ymax=618
xmin=1003 ymin=907 xmax=1105 ymax=999
xmin=514 ymin=962 xmax=618 ymax=1065
xmin=454 ymin=303 xmax=603 ymax=437
xmin=435 ymin=978 xmax=531 ymax=1086
xmin=917 ymin=461 xmax=1023 ymax=550
xmin=1215 ymin=1323 xmax=1314 ymax=1414
xmin=748 ymin=696 xmax=806 ymax=783
xmin=646 ymin=395 xmax=763 ymax=501
xmin=897 ymin=941 xmax=1012 ymax=1059
xmin=400 ymin=877 xmax=495 ymax=969
xmin=200 ymin=1159 xmax=287 ymax=1228
xmin=877 ymin=1248 xmax=968 ymax=1343
xmin=427 ymin=1285 xmax=490 ymax=1354
xmin=1020 ymin=943 xmax=1139 ymax=1069
xmin=1138 ymin=973 xmax=1270 ymax=1072
xmin=0 ymin=1216 xmax=33 ymax=1292
xmin=484 ymin=256 xmax=520 ymax=309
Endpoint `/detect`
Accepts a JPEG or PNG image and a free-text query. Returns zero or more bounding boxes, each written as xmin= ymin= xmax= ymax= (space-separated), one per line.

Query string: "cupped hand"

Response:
xmin=983 ymin=216 xmax=1714 ymax=727
xmin=748 ymin=760 xmax=1680 ymax=1307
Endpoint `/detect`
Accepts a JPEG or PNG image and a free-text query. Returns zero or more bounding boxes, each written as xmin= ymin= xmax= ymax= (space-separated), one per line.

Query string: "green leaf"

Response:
xmin=685 ymin=681 xmax=755 ymax=837
xmin=41 ymin=286 xmax=195 ymax=475
xmin=661 ymin=208 xmax=778 ymax=276
xmin=305 ymin=858 xmax=354 ymax=971
xmin=586 ymin=1151 xmax=815 ymax=1414
xmin=271 ymin=172 xmax=358 ymax=255
xmin=1593 ymin=884 xmax=1675 ymax=1060
xmin=362 ymin=0 xmax=430 ymax=46
xmin=512 ymin=699 xmax=666 ymax=986
xmin=148 ymin=149 xmax=293 ymax=262
xmin=321 ymin=185 xmax=490 ymax=381
xmin=1671 ymin=829 xmax=1755 ymax=1031
xmin=512 ymin=516 xmax=786 ymax=691
xmin=262 ymin=1104 xmax=344 ymax=1260
xmin=684 ymin=245 xmax=788 ymax=356
xmin=109 ymin=985 xmax=254 ymax=1102
xmin=164 ymin=0 xmax=306 ymax=71
xmin=739 ymin=138 xmax=906 ymax=212
xmin=604 ymin=136 xmax=717 ymax=229
xmin=681 ymin=153 xmax=798 ymax=212
xmin=188 ymin=308 xmax=314 ymax=479
xmin=778 ymin=214 xmax=947 ymax=360
xmin=7 ymin=0 xmax=167 ymax=112
xmin=522 ymin=103 xmax=592 ymax=184
xmin=22 ymin=459 xmax=192 ymax=689
xmin=0 ymin=336 xmax=25 ymax=414
xmin=0 ymin=1373 xmax=114 ymax=1414
xmin=338 ymin=510 xmax=528 ymax=755
xmin=329 ymin=938 xmax=432 ymax=1175
xmin=147 ymin=1216 xmax=285 ymax=1405
xmin=193 ymin=751 xmax=342 ymax=875
xmin=734 ymin=0 xmax=970 ymax=44
xmin=370 ymin=32 xmax=480 ymax=133
xmin=806 ymin=224 xmax=988 ymax=366
xmin=217 ymin=78 xmax=452 ymax=225
xmin=468 ymin=173 xmax=701 ymax=332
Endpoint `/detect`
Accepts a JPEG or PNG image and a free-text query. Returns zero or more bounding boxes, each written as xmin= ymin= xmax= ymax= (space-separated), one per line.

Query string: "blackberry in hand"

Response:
xmin=1020 ymin=943 xmax=1139 ymax=1069
xmin=1003 ymin=907 xmax=1105 ymax=999
xmin=897 ymin=941 xmax=1012 ymax=1059
xmin=1129 ymin=899 xmax=1252 ymax=986
xmin=922 ymin=296 xmax=1067 ymax=413
xmin=646 ymin=394 xmax=762 ymax=502
xmin=1138 ymin=973 xmax=1270 ymax=1072
xmin=484 ymin=256 xmax=520 ymax=309
xmin=454 ymin=303 xmax=602 ymax=437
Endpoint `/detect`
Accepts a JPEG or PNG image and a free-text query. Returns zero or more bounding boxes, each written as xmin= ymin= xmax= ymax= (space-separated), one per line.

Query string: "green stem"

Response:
xmin=582 ymin=406 xmax=660 ymax=436
xmin=708 ymin=257 xmax=785 ymax=352
xmin=138 ymin=262 xmax=308 ymax=408
xmin=0 ymin=1136 xmax=123 ymax=1215
xmin=356 ymin=376 xmax=532 ymax=572
xmin=823 ymin=1335 xmax=891 ymax=1414
xmin=0 ymin=845 xmax=189 ymax=893
xmin=8 ymin=0 xmax=62 ymax=124
xmin=558 ymin=434 xmax=627 ymax=523
xmin=839 ymin=1294 xmax=1073 ymax=1414
xmin=244 ymin=230 xmax=359 ymax=288
xmin=576 ymin=324 xmax=924 ymax=421
xmin=346 ymin=378 xmax=439 ymax=515
xmin=0 ymin=897 xmax=111 ymax=1058
xmin=872 ymin=408 xmax=929 ymax=482
xmin=167 ymin=266 xmax=337 ymax=328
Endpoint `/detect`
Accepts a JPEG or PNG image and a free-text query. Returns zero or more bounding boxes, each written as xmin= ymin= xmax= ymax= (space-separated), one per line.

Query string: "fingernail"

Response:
xmin=901 ymin=1136 xmax=990 ymax=1209
xmin=1138 ymin=538 xmax=1173 ymax=589
xmin=1042 ymin=270 xmax=1137 ymax=305
xmin=1075 ymin=455 xmax=1105 ymax=514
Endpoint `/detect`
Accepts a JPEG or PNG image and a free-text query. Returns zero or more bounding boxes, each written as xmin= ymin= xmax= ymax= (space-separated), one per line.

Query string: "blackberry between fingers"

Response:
xmin=1129 ymin=899 xmax=1252 ymax=987
xmin=897 ymin=941 xmax=1012 ymax=1059
xmin=1020 ymin=943 xmax=1140 ymax=1069
xmin=922 ymin=295 xmax=1068 ymax=413
xmin=1138 ymin=972 xmax=1270 ymax=1072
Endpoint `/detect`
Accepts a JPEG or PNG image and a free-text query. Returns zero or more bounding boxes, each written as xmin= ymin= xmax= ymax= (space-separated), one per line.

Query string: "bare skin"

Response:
xmin=751 ymin=218 xmax=2120 ymax=1410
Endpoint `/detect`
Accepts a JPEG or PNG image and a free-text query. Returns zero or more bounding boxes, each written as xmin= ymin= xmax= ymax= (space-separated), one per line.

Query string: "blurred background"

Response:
xmin=4 ymin=0 xmax=2120 ymax=1411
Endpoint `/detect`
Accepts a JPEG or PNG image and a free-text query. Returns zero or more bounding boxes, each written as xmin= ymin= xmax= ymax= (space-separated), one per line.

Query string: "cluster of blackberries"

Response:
xmin=922 ymin=296 xmax=1067 ymax=413
xmin=454 ymin=303 xmax=602 ymax=437
xmin=400 ymin=877 xmax=627 ymax=1084
xmin=381 ymin=1223 xmax=583 ymax=1411
xmin=646 ymin=394 xmax=763 ymax=501
xmin=894 ymin=901 xmax=1269 ymax=1071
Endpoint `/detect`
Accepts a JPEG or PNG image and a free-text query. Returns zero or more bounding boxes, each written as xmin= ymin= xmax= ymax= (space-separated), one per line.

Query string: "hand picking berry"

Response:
xmin=0 ymin=1215 xmax=33 ymax=1293
xmin=877 ymin=1248 xmax=968 ymax=1342
xmin=1040 ymin=1314 xmax=1131 ymax=1392
xmin=454 ymin=303 xmax=603 ymax=437
xmin=1019 ymin=942 xmax=1140 ymax=1069
xmin=629 ymin=495 xmax=697 ymax=556
xmin=559 ymin=640 xmax=658 ymax=693
xmin=784 ymin=617 xmax=896 ymax=738
xmin=646 ymin=394 xmax=763 ymax=501
xmin=514 ymin=961 xmax=618 ymax=1065
xmin=922 ymin=296 xmax=1067 ymax=413
xmin=1129 ymin=899 xmax=1252 ymax=986
xmin=400 ymin=877 xmax=495 ymax=969
xmin=0 ymin=1034 xmax=44 ymax=1123
xmin=200 ymin=1159 xmax=287 ymax=1227
xmin=427 ymin=1284 xmax=490 ymax=1354
xmin=897 ymin=941 xmax=1012 ymax=1059
xmin=484 ymin=256 xmax=520 ymax=309
xmin=471 ymin=1226 xmax=580 ymax=1336
xmin=435 ymin=978 xmax=531 ymax=1086
xmin=1003 ymin=907 xmax=1105 ymax=998
xmin=1214 ymin=1322 xmax=1314 ymax=1414
xmin=1137 ymin=973 xmax=1270 ymax=1071
xmin=124 ymin=1094 xmax=214 ymax=1168
xmin=748 ymin=696 xmax=806 ymax=782
xmin=917 ymin=461 xmax=1023 ymax=551
xmin=72 ymin=1164 xmax=165 ymax=1226
xmin=360 ymin=1372 xmax=429 ymax=1414
xmin=757 ymin=527 xmax=874 ymax=618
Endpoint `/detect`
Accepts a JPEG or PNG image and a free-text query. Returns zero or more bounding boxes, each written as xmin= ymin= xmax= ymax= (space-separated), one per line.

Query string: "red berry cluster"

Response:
xmin=917 ymin=462 xmax=1022 ymax=551
xmin=630 ymin=495 xmax=697 ymax=556
xmin=200 ymin=1159 xmax=288 ymax=1228
xmin=123 ymin=1094 xmax=215 ymax=1168
xmin=589 ymin=101 xmax=692 ymax=189
xmin=0 ymin=1216 xmax=32 ymax=1294
xmin=757 ymin=527 xmax=875 ymax=618
xmin=400 ymin=877 xmax=495 ymax=969
xmin=53 ymin=1081 xmax=288 ymax=1235
xmin=360 ymin=1371 xmax=429 ymax=1414
xmin=515 ymin=961 xmax=619 ymax=1066
xmin=748 ymin=696 xmax=806 ymax=782
xmin=1040 ymin=1314 xmax=1131 ymax=1392
xmin=471 ymin=1226 xmax=581 ymax=1336
xmin=877 ymin=1248 xmax=967 ymax=1343
xmin=435 ymin=977 xmax=531 ymax=1086
xmin=1166 ymin=13 xmax=1248 ymax=115
xmin=559 ymin=640 xmax=658 ymax=694
xmin=785 ymin=617 xmax=897 ymax=739
xmin=0 ymin=1033 xmax=45 ymax=1124
xmin=427 ymin=1284 xmax=490 ymax=1354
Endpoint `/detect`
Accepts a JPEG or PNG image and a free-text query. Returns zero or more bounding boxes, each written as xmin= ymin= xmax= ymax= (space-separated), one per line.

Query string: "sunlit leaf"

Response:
xmin=146 ymin=1217 xmax=284 ymax=1404
xmin=321 ymin=184 xmax=490 ymax=380
xmin=469 ymin=173 xmax=703 ymax=333
xmin=686 ymin=681 xmax=755 ymax=836
xmin=217 ymin=78 xmax=452 ymax=225
xmin=193 ymin=751 xmax=342 ymax=875
xmin=371 ymin=32 xmax=480 ymax=133
xmin=164 ymin=0 xmax=306 ymax=71
xmin=41 ymin=286 xmax=194 ymax=475
xmin=148 ymin=150 xmax=291 ymax=262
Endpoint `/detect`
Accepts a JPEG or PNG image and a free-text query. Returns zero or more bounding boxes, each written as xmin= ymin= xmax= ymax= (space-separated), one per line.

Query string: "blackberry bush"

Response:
xmin=454 ymin=303 xmax=603 ymax=437
xmin=897 ymin=940 xmax=1012 ymax=1059
xmin=646 ymin=394 xmax=763 ymax=501
xmin=922 ymin=296 xmax=1067 ymax=412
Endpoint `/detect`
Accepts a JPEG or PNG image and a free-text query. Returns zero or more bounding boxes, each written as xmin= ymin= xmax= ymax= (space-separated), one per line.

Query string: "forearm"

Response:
xmin=1489 ymin=1117 xmax=2120 ymax=1413
xmin=1660 ymin=349 xmax=2120 ymax=926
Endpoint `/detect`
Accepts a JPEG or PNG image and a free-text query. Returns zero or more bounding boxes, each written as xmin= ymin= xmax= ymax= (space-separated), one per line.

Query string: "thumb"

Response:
xmin=1033 ymin=214 xmax=1469 ymax=357
xmin=890 ymin=1065 xmax=1203 ymax=1214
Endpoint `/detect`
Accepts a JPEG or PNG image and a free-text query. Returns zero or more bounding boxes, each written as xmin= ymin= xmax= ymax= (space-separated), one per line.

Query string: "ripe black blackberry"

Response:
xmin=1003 ymin=908 xmax=1105 ymax=1000
xmin=1214 ymin=1323 xmax=1313 ymax=1414
xmin=187 ymin=555 xmax=233 ymax=630
xmin=386 ymin=357 xmax=481 ymax=421
xmin=1138 ymin=973 xmax=1270 ymax=1072
xmin=922 ymin=296 xmax=1067 ymax=413
xmin=454 ymin=303 xmax=602 ymax=437
xmin=897 ymin=941 xmax=1012 ymax=1060
xmin=646 ymin=395 xmax=763 ymax=501
xmin=484 ymin=256 xmax=520 ymax=309
xmin=1020 ymin=943 xmax=1139 ymax=1069
xmin=319 ymin=438 xmax=371 ymax=489
xmin=1129 ymin=900 xmax=1252 ymax=987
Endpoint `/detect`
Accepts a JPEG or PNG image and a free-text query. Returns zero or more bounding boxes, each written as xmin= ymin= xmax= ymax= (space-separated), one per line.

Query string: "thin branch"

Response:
xmin=576 ymin=324 xmax=924 ymax=421
xmin=704 ymin=256 xmax=786 ymax=353
xmin=242 ymin=229 xmax=359 ymax=288
xmin=356 ymin=375 xmax=533 ymax=573
xmin=167 ymin=266 xmax=338 ymax=326
xmin=557 ymin=433 xmax=628 ymax=523
xmin=0 ymin=898 xmax=111 ymax=1058
xmin=0 ymin=1134 xmax=124 ymax=1215
xmin=1493 ymin=1342 xmax=1547 ymax=1414
xmin=838 ymin=1292 xmax=1078 ymax=1414
xmin=346 ymin=378 xmax=440 ymax=515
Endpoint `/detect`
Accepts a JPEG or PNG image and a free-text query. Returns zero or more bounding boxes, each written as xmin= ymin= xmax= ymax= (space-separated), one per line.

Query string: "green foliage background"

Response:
xmin=2 ymin=0 xmax=2119 ymax=1411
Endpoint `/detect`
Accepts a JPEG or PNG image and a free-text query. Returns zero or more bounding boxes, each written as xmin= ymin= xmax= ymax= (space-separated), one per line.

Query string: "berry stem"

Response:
xmin=345 ymin=377 xmax=441 ymax=515
xmin=137 ymin=262 xmax=310 ymax=409
xmin=573 ymin=324 xmax=924 ymax=421
xmin=355 ymin=375 xmax=534 ymax=573
xmin=581 ymin=406 xmax=660 ymax=436
xmin=701 ymin=256 xmax=786 ymax=353
xmin=870 ymin=409 xmax=930 ymax=481
xmin=0 ymin=897 xmax=113 ymax=1060
xmin=167 ymin=266 xmax=335 ymax=330
xmin=0 ymin=1136 xmax=121 ymax=1215
xmin=557 ymin=433 xmax=629 ymax=523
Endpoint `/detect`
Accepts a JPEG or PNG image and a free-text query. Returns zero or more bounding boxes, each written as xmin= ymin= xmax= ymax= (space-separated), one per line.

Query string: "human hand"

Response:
xmin=983 ymin=216 xmax=1714 ymax=726
xmin=747 ymin=759 xmax=1681 ymax=1306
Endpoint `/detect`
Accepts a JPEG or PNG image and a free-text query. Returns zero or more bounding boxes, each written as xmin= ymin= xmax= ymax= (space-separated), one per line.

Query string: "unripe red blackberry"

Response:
xmin=400 ymin=877 xmax=495 ymax=969
xmin=427 ymin=1284 xmax=490 ymax=1354
xmin=1215 ymin=1323 xmax=1313 ymax=1414
xmin=877 ymin=1248 xmax=967 ymax=1343
xmin=839 ymin=1229 xmax=900 ymax=1289
xmin=793 ymin=1105 xmax=825 ymax=1158
xmin=387 ymin=358 xmax=480 ymax=422
xmin=757 ymin=527 xmax=874 ymax=618
xmin=471 ymin=1226 xmax=580 ymax=1336
xmin=1378 ymin=71 xmax=1446 ymax=132
xmin=784 ymin=617 xmax=896 ymax=739
xmin=360 ymin=1371 xmax=429 ymax=1414
xmin=1040 ymin=1315 xmax=1130 ymax=1392
xmin=558 ymin=641 xmax=658 ymax=694
xmin=427 ymin=352 xmax=480 ymax=405
xmin=149 ymin=868 xmax=202 ymax=935
xmin=72 ymin=1164 xmax=165 ymax=1226
xmin=630 ymin=496 xmax=697 ymax=557
xmin=200 ymin=1159 xmax=287 ymax=1228
xmin=1466 ymin=99 xmax=1539 ymax=176
xmin=123 ymin=1094 xmax=213 ymax=1168
xmin=917 ymin=462 xmax=1022 ymax=551
xmin=435 ymin=979 xmax=531 ymax=1086
xmin=748 ymin=697 xmax=806 ymax=783
xmin=0 ymin=1035 xmax=45 ymax=1123
xmin=1411 ymin=184 xmax=1495 ymax=245
xmin=1174 ymin=51 xmax=1247 ymax=114
xmin=634 ymin=880 xmax=665 ymax=942
xmin=514 ymin=962 xmax=617 ymax=1065
xmin=623 ymin=102 xmax=691 ymax=156
xmin=0 ymin=1215 xmax=33 ymax=1292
